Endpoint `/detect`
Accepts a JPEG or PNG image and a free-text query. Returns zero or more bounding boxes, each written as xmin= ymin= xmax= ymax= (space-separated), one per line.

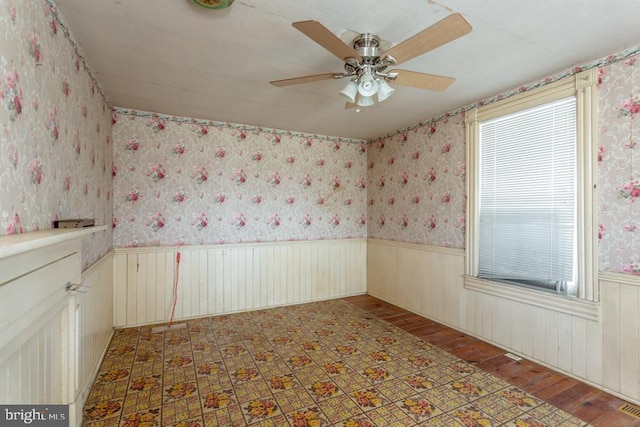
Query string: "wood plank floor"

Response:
xmin=344 ymin=294 xmax=640 ymax=427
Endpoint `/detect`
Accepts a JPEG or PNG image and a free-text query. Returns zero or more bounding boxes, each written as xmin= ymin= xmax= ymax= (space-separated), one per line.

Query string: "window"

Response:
xmin=478 ymin=97 xmax=577 ymax=294
xmin=464 ymin=70 xmax=599 ymax=315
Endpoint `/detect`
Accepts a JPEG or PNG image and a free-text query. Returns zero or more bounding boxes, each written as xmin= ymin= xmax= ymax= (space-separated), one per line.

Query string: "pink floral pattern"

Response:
xmin=113 ymin=111 xmax=367 ymax=247
xmin=367 ymin=52 xmax=640 ymax=274
xmin=367 ymin=114 xmax=466 ymax=248
xmin=2 ymin=0 xmax=638 ymax=277
xmin=0 ymin=0 xmax=113 ymax=269
xmin=598 ymin=55 xmax=640 ymax=274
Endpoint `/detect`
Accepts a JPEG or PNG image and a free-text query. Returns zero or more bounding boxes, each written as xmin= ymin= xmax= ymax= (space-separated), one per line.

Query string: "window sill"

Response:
xmin=463 ymin=275 xmax=599 ymax=322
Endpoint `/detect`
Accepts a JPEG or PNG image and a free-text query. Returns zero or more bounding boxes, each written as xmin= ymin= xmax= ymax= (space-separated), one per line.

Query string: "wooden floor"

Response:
xmin=344 ymin=294 xmax=640 ymax=427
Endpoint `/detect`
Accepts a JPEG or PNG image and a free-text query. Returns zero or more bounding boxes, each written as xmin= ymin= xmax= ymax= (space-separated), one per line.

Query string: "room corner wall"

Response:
xmin=111 ymin=109 xmax=367 ymax=248
xmin=0 ymin=2 xmax=115 ymax=423
xmin=0 ymin=0 xmax=113 ymax=270
xmin=365 ymin=46 xmax=640 ymax=404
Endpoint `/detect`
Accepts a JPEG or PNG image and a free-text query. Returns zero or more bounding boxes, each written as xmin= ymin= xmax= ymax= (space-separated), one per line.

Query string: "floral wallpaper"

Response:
xmin=0 ymin=0 xmax=113 ymax=269
xmin=112 ymin=50 xmax=640 ymax=276
xmin=366 ymin=115 xmax=466 ymax=248
xmin=366 ymin=49 xmax=640 ymax=275
xmin=3 ymin=0 xmax=636 ymax=276
xmin=112 ymin=110 xmax=367 ymax=247
xmin=598 ymin=54 xmax=640 ymax=275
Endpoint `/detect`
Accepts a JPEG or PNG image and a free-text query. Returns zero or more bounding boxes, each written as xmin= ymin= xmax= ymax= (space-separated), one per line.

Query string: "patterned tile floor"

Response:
xmin=82 ymin=299 xmax=590 ymax=426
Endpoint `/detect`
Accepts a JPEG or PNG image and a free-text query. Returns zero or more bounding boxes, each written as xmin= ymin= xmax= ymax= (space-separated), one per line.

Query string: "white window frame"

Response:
xmin=464 ymin=69 xmax=599 ymax=320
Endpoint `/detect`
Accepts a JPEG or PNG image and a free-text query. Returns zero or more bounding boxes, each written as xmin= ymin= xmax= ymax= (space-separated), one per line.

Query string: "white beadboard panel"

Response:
xmin=367 ymin=238 xmax=465 ymax=327
xmin=531 ymin=306 xmax=547 ymax=363
xmin=114 ymin=253 xmax=128 ymax=326
xmin=585 ymin=311 xmax=604 ymax=386
xmin=0 ymin=245 xmax=113 ymax=427
xmin=0 ymin=305 xmax=68 ymax=404
xmin=0 ymin=252 xmax=79 ymax=353
xmin=74 ymin=251 xmax=114 ymax=424
xmin=571 ymin=316 xmax=587 ymax=379
xmin=113 ymin=239 xmax=367 ymax=327
xmin=0 ymin=241 xmax=80 ymax=408
xmin=601 ymin=277 xmax=621 ymax=393
xmin=481 ymin=294 xmax=494 ymax=342
xmin=544 ymin=311 xmax=560 ymax=367
xmin=558 ymin=312 xmax=573 ymax=373
xmin=491 ymin=296 xmax=507 ymax=348
xmin=619 ymin=284 xmax=639 ymax=399
xmin=600 ymin=273 xmax=640 ymax=402
xmin=507 ymin=301 xmax=521 ymax=353
xmin=367 ymin=238 xmax=640 ymax=405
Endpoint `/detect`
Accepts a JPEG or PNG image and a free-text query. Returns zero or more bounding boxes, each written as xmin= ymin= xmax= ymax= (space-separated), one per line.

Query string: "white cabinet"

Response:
xmin=0 ymin=226 xmax=108 ymax=427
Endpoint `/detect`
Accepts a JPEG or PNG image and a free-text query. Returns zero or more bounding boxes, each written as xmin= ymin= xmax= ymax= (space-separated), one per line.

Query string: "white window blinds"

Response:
xmin=478 ymin=97 xmax=577 ymax=293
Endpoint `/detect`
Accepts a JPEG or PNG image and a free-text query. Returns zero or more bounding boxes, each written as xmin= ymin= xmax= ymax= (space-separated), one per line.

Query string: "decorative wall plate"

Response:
xmin=191 ymin=0 xmax=234 ymax=10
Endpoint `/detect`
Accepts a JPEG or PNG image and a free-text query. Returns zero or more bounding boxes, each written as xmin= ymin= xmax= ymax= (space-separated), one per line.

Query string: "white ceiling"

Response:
xmin=53 ymin=0 xmax=640 ymax=140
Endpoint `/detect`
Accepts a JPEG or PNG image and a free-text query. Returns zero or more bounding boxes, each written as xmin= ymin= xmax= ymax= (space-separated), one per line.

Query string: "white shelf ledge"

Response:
xmin=0 ymin=225 xmax=108 ymax=260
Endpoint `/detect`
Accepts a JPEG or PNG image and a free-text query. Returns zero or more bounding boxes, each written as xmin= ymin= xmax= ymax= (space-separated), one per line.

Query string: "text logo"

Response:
xmin=1 ymin=405 xmax=68 ymax=427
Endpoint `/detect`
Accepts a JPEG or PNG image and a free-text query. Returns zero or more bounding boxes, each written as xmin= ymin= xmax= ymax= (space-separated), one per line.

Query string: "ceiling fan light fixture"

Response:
xmin=377 ymin=78 xmax=395 ymax=103
xmin=339 ymin=80 xmax=358 ymax=103
xmin=272 ymin=14 xmax=472 ymax=110
xmin=356 ymin=94 xmax=374 ymax=107
xmin=357 ymin=73 xmax=379 ymax=97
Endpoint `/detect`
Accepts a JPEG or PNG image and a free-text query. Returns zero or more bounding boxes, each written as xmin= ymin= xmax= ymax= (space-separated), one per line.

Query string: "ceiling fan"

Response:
xmin=270 ymin=13 xmax=472 ymax=109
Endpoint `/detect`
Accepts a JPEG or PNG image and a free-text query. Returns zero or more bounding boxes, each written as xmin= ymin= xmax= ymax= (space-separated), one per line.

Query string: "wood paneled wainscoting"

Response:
xmin=113 ymin=238 xmax=367 ymax=328
xmin=367 ymin=238 xmax=640 ymax=407
xmin=74 ymin=252 xmax=114 ymax=423
xmin=0 ymin=229 xmax=114 ymax=427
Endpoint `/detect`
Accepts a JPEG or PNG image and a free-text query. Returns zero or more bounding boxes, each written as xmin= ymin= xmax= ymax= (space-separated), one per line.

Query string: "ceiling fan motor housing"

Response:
xmin=342 ymin=33 xmax=389 ymax=80
xmin=353 ymin=33 xmax=381 ymax=64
